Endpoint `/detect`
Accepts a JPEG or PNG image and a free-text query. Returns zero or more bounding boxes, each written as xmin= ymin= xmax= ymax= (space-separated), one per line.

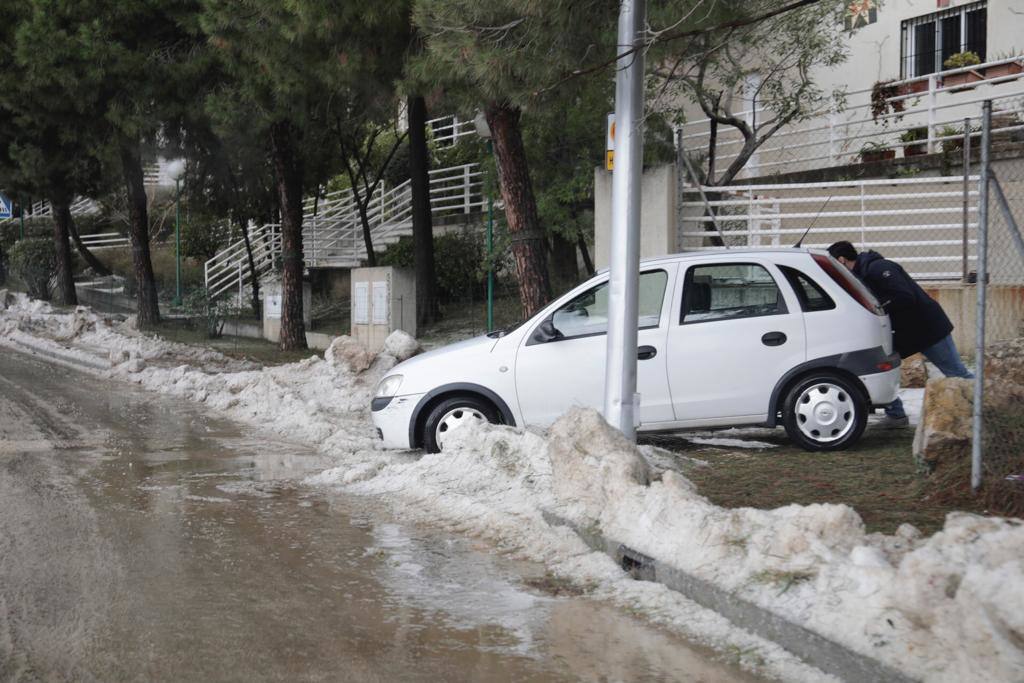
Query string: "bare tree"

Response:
xmin=650 ymin=1 xmax=846 ymax=187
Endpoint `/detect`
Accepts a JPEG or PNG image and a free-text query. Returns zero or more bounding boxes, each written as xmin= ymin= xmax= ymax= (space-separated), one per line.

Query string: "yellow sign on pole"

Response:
xmin=605 ymin=113 xmax=615 ymax=171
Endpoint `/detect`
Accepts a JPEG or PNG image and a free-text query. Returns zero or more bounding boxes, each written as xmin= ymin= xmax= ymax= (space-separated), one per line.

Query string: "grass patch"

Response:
xmin=923 ymin=406 xmax=1024 ymax=519
xmin=150 ymin=320 xmax=322 ymax=366
xmin=96 ymin=244 xmax=205 ymax=297
xmin=647 ymin=427 xmax=991 ymax=535
xmin=522 ymin=573 xmax=589 ymax=597
xmin=750 ymin=569 xmax=815 ymax=595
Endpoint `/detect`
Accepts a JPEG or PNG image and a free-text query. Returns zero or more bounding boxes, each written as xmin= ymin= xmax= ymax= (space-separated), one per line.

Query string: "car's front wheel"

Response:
xmin=782 ymin=373 xmax=867 ymax=451
xmin=423 ymin=395 xmax=500 ymax=453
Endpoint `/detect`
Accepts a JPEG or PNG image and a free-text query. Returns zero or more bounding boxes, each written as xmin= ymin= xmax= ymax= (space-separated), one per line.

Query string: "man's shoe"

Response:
xmin=881 ymin=415 xmax=909 ymax=429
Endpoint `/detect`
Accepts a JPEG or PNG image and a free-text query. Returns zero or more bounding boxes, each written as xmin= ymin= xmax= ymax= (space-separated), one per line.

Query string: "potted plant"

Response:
xmin=859 ymin=141 xmax=895 ymax=163
xmin=938 ymin=125 xmax=965 ymax=154
xmin=899 ymin=127 xmax=928 ymax=156
xmin=870 ymin=80 xmax=905 ymax=126
xmin=898 ymin=77 xmax=930 ymax=95
xmin=943 ymin=51 xmax=983 ymax=90
xmin=985 ymin=54 xmax=1024 ymax=80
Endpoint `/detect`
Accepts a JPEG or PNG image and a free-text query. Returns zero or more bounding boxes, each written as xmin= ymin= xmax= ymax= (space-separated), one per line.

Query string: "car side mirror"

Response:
xmin=532 ymin=317 xmax=564 ymax=344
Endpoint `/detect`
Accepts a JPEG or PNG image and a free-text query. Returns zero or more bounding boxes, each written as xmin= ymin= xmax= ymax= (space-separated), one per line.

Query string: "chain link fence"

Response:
xmin=973 ymin=100 xmax=1024 ymax=515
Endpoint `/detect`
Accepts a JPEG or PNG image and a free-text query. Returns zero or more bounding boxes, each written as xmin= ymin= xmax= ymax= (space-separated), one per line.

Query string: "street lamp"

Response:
xmin=473 ymin=111 xmax=495 ymax=333
xmin=166 ymin=158 xmax=186 ymax=307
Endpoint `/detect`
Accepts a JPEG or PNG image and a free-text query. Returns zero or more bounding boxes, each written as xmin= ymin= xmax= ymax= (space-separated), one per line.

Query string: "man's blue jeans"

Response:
xmin=886 ymin=334 xmax=973 ymax=418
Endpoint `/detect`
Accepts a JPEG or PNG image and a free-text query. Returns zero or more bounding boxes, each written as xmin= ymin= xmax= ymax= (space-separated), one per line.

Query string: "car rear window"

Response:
xmin=779 ymin=265 xmax=836 ymax=312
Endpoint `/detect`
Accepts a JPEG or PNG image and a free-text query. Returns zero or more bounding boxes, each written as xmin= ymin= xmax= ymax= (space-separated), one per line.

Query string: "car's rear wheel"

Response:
xmin=782 ymin=373 xmax=867 ymax=451
xmin=423 ymin=395 xmax=500 ymax=453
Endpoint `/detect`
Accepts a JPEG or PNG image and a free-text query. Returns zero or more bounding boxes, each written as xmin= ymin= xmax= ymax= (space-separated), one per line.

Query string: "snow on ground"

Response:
xmin=2 ymin=292 xmax=1021 ymax=683
xmin=686 ymin=436 xmax=778 ymax=449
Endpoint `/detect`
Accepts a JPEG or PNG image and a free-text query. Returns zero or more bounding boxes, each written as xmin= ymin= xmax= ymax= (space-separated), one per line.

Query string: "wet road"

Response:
xmin=0 ymin=350 xmax=757 ymax=682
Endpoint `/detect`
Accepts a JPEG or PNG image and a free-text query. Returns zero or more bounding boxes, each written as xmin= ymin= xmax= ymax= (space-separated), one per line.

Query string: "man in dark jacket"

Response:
xmin=828 ymin=241 xmax=972 ymax=427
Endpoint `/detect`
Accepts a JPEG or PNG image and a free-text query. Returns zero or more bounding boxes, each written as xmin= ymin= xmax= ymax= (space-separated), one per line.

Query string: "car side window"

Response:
xmin=779 ymin=265 xmax=836 ymax=312
xmin=551 ymin=270 xmax=668 ymax=339
xmin=680 ymin=263 xmax=787 ymax=324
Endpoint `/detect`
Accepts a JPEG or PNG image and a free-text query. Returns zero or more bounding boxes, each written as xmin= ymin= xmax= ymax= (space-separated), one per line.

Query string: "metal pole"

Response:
xmin=971 ymin=101 xmax=991 ymax=493
xmin=603 ymin=0 xmax=646 ymax=440
xmin=19 ymin=196 xmax=24 ymax=240
xmin=962 ymin=118 xmax=971 ymax=282
xmin=174 ymin=178 xmax=182 ymax=306
xmin=486 ymin=140 xmax=494 ymax=333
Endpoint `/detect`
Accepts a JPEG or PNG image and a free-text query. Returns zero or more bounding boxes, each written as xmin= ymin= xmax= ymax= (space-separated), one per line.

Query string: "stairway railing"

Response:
xmin=204 ymin=162 xmax=486 ymax=301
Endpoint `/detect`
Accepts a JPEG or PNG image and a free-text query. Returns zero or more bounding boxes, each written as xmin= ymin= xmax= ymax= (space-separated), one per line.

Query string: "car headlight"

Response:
xmin=375 ymin=375 xmax=404 ymax=398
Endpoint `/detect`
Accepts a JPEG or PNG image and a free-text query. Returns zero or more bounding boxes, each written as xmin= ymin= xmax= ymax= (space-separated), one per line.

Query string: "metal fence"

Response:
xmin=679 ymin=173 xmax=981 ymax=282
xmin=973 ymin=101 xmax=1024 ymax=505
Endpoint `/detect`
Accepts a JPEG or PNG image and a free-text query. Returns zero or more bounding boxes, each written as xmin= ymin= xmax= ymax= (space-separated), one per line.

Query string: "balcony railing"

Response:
xmin=678 ymin=55 xmax=1024 ymax=180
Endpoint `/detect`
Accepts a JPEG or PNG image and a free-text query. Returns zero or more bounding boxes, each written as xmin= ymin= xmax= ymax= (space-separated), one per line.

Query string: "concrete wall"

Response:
xmin=815 ymin=0 xmax=1022 ymax=97
xmin=926 ymin=283 xmax=1024 ymax=355
xmin=594 ymin=164 xmax=677 ymax=269
xmin=222 ymin=318 xmax=335 ymax=351
xmin=671 ymin=0 xmax=1023 ymax=124
xmin=674 ymin=1 xmax=1024 ymax=180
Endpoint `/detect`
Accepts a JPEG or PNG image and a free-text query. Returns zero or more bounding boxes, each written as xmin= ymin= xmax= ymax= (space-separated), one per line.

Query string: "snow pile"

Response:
xmin=3 ymin=293 xmax=1022 ymax=682
xmin=0 ymin=293 xmax=393 ymax=453
xmin=333 ymin=409 xmax=1024 ymax=682
xmin=382 ymin=329 xmax=421 ymax=361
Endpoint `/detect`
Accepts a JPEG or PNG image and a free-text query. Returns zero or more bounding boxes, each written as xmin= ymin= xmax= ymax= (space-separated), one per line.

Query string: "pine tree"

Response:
xmin=199 ymin=0 xmax=411 ymax=350
xmin=0 ymin=2 xmax=111 ymax=305
xmin=7 ymin=0 xmax=202 ymax=325
xmin=410 ymin=0 xmax=619 ymax=318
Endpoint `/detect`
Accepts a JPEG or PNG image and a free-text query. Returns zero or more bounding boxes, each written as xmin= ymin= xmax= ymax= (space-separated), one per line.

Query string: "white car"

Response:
xmin=372 ymin=249 xmax=901 ymax=453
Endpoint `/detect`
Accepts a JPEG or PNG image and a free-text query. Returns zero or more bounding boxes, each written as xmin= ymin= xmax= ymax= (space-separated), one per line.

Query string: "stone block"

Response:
xmin=900 ymin=354 xmax=927 ymax=388
xmin=912 ymin=378 xmax=973 ymax=471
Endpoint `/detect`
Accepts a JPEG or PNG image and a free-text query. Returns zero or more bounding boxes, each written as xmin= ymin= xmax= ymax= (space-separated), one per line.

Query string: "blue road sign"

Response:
xmin=0 ymin=194 xmax=11 ymax=219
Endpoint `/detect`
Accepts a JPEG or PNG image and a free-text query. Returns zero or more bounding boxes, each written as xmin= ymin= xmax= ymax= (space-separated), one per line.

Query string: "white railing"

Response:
xmin=427 ymin=114 xmax=477 ymax=147
xmin=0 ymin=196 xmax=102 ymax=229
xmin=79 ymin=232 xmax=130 ymax=250
xmin=681 ymin=175 xmax=979 ymax=280
xmin=205 ymin=161 xmax=486 ymax=300
xmin=679 ymin=55 xmax=1024 ymax=180
xmin=204 ymin=223 xmax=281 ymax=300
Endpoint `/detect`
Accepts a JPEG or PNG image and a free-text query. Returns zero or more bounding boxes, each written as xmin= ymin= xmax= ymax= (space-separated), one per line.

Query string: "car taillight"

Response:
xmin=811 ymin=253 xmax=884 ymax=316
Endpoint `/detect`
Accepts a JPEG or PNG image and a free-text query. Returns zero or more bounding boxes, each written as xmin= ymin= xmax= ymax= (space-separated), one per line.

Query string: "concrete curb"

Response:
xmin=541 ymin=511 xmax=916 ymax=683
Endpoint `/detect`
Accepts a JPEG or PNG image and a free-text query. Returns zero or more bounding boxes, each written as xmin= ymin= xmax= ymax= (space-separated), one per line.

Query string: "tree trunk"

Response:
xmin=120 ymin=143 xmax=160 ymax=327
xmin=270 ymin=121 xmax=307 ymax=351
xmin=408 ymin=94 xmax=438 ymax=327
xmin=50 ymin=197 xmax=78 ymax=306
xmin=237 ymin=215 xmax=261 ymax=318
xmin=355 ymin=197 xmax=377 ymax=267
xmin=484 ymin=101 xmax=551 ymax=318
xmin=576 ymin=232 xmax=594 ymax=277
xmin=549 ymin=230 xmax=578 ymax=291
xmin=67 ymin=213 xmax=111 ymax=276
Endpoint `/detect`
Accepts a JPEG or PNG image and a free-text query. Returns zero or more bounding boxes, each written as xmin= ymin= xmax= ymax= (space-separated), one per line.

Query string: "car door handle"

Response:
xmin=761 ymin=332 xmax=787 ymax=347
xmin=637 ymin=345 xmax=657 ymax=360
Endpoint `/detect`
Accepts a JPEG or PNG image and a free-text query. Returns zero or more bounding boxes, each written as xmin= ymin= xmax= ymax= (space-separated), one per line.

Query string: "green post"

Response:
xmin=486 ymin=140 xmax=494 ymax=332
xmin=173 ymin=178 xmax=182 ymax=306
